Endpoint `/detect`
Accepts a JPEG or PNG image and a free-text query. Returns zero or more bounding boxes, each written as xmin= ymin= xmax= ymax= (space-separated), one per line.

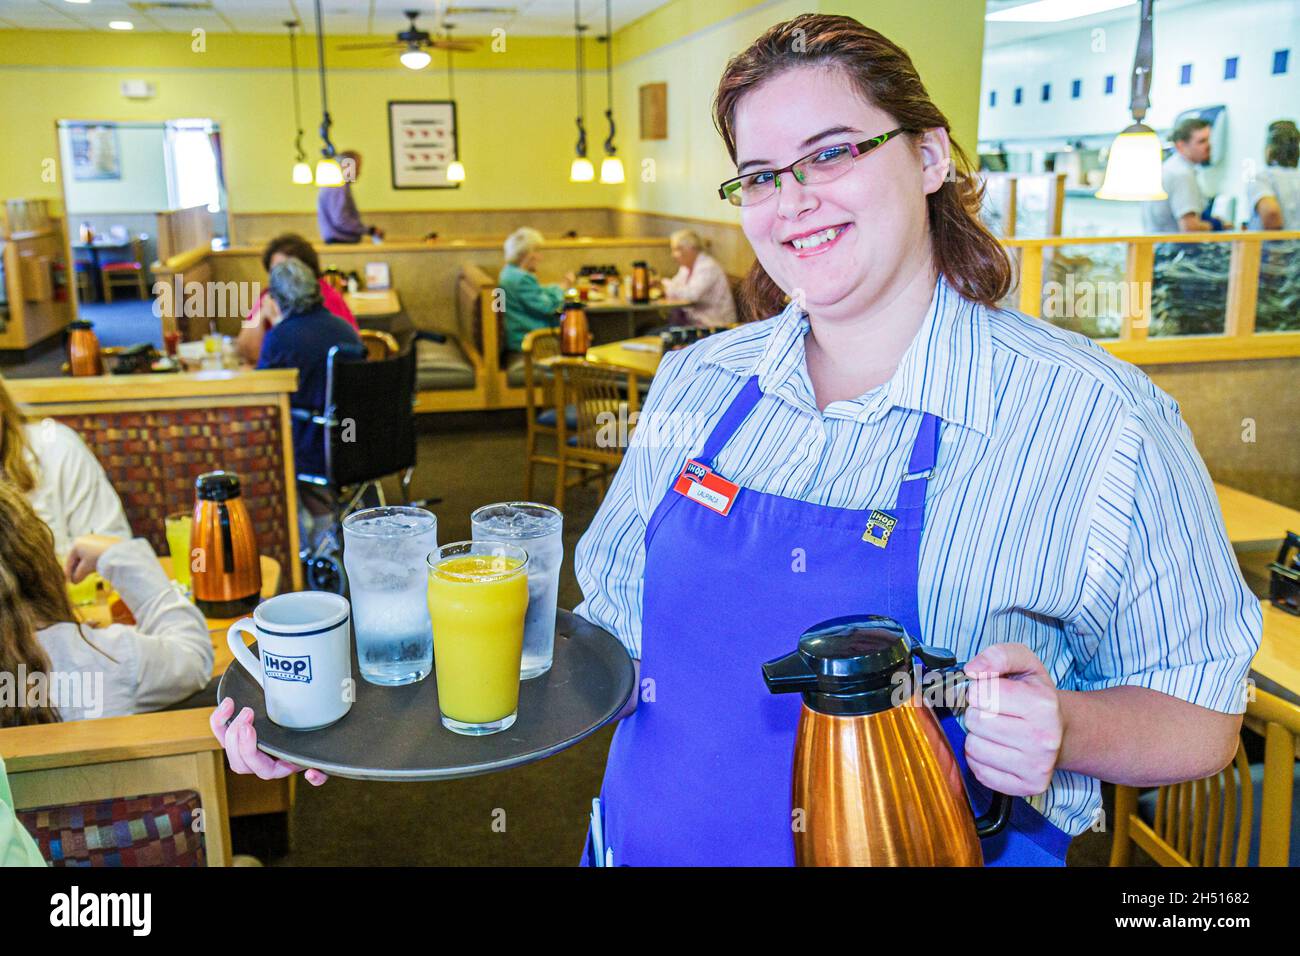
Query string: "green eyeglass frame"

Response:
xmin=718 ymin=128 xmax=910 ymax=207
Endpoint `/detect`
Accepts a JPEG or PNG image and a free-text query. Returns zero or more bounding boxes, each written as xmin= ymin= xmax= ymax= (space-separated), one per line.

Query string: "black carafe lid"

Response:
xmin=196 ymin=470 xmax=242 ymax=502
xmin=763 ymin=614 xmax=957 ymax=716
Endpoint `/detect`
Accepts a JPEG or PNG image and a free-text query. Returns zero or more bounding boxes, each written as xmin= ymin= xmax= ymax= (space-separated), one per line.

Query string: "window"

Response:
xmin=1274 ymin=49 xmax=1290 ymax=74
xmin=1104 ymin=74 xmax=1115 ymax=94
xmin=1179 ymin=63 xmax=1192 ymax=85
xmin=989 ymin=90 xmax=997 ymax=107
xmin=1014 ymin=86 xmax=1023 ymax=105
xmin=1041 ymin=83 xmax=1051 ymax=102
xmin=1224 ymin=56 xmax=1239 ymax=80
xmin=1071 ymin=79 xmax=1081 ymax=98
xmin=164 ymin=120 xmax=223 ymax=213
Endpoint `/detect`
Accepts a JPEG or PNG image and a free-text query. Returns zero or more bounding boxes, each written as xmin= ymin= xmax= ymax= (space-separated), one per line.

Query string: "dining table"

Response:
xmin=71 ymin=238 xmax=132 ymax=302
xmin=581 ymin=295 xmax=691 ymax=343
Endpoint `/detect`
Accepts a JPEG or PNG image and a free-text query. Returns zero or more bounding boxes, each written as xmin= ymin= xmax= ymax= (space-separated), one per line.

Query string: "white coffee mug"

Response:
xmin=227 ymin=591 xmax=354 ymax=731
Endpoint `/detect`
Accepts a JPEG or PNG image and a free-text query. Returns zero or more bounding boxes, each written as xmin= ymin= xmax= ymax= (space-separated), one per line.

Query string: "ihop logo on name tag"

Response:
xmin=263 ymin=650 xmax=313 ymax=683
xmin=683 ymin=460 xmax=709 ymax=482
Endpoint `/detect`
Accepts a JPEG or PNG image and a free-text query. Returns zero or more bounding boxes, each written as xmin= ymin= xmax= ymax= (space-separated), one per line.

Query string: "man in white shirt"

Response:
xmin=660 ymin=230 xmax=738 ymax=328
xmin=1142 ymin=118 xmax=1217 ymax=233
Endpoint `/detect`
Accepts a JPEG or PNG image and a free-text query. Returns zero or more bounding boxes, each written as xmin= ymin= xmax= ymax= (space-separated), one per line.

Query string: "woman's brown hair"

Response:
xmin=261 ymin=233 xmax=322 ymax=278
xmin=712 ymin=13 xmax=1012 ymax=321
xmin=0 ymin=482 xmax=76 ymax=726
xmin=0 ymin=374 xmax=37 ymax=495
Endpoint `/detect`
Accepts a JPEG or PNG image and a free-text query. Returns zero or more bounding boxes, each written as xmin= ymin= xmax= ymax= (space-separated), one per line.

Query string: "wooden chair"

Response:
xmin=101 ymin=236 xmax=148 ymax=303
xmin=551 ymin=358 xmax=640 ymax=510
xmin=1109 ymin=688 xmax=1300 ymax=867
xmin=522 ymin=327 xmax=586 ymax=500
xmin=359 ymin=329 xmax=399 ymax=361
xmin=2 ymin=708 xmax=232 ymax=866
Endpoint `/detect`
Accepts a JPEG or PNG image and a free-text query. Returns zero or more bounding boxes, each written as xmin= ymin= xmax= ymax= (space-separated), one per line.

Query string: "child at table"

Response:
xmin=0 ymin=484 xmax=212 ymax=726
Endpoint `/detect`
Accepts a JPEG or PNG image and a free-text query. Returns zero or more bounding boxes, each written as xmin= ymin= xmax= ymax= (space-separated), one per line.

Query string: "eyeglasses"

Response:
xmin=718 ymin=128 xmax=909 ymax=208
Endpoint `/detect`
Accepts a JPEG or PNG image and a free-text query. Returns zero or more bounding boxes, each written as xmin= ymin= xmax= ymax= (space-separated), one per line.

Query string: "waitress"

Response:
xmin=572 ymin=13 xmax=1260 ymax=866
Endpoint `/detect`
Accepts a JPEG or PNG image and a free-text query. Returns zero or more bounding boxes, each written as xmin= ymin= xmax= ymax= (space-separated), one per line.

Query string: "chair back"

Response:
xmin=320 ymin=344 xmax=417 ymax=488
xmin=359 ymin=329 xmax=399 ymax=361
xmin=1110 ymin=689 xmax=1300 ymax=867
xmin=555 ymin=358 xmax=639 ymax=455
xmin=522 ymin=327 xmax=562 ymax=419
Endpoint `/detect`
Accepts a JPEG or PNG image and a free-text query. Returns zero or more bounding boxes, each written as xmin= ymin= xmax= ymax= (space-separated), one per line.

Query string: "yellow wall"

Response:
xmin=1 ymin=3 xmax=986 ymax=226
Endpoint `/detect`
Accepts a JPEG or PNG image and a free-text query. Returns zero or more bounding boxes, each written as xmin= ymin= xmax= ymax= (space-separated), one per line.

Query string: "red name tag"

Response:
xmin=673 ymin=459 xmax=739 ymax=516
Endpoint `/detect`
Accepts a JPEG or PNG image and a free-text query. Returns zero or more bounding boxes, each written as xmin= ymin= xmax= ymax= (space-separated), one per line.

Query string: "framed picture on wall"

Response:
xmin=69 ymin=124 xmax=122 ymax=181
xmin=388 ymin=100 xmax=460 ymax=189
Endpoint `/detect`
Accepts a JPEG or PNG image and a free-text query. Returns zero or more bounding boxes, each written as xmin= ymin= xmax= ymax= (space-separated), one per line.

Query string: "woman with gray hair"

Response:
xmin=256 ymin=258 xmax=361 ymax=480
xmin=660 ymin=229 xmax=737 ymax=328
xmin=499 ymin=227 xmax=575 ymax=353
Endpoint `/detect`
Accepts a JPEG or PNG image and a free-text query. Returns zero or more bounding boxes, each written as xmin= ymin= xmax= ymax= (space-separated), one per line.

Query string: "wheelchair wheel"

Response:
xmin=305 ymin=553 xmax=347 ymax=594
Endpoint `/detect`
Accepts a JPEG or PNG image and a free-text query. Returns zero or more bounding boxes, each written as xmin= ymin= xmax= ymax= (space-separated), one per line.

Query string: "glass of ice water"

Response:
xmin=471 ymin=502 xmax=563 ymax=679
xmin=342 ymin=506 xmax=438 ymax=686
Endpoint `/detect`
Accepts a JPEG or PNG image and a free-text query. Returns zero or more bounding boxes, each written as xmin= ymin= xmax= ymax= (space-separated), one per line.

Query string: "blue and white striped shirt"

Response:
xmin=574 ymin=275 xmax=1263 ymax=836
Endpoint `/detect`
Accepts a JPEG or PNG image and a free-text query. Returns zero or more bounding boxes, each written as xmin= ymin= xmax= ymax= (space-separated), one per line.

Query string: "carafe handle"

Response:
xmin=916 ymin=656 xmax=1013 ymax=840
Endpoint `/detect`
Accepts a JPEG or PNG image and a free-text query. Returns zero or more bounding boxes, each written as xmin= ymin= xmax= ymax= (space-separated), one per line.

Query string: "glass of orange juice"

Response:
xmin=165 ymin=511 xmax=194 ymax=593
xmin=426 ymin=541 xmax=529 ymax=736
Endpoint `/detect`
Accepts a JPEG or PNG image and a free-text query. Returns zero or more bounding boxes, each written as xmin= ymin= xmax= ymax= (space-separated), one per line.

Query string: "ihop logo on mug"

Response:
xmin=263 ymin=650 xmax=313 ymax=684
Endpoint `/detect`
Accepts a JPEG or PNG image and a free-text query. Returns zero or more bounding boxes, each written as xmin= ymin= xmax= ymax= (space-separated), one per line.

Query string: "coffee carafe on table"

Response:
xmin=763 ymin=614 xmax=1011 ymax=866
xmin=191 ymin=470 xmax=262 ymax=618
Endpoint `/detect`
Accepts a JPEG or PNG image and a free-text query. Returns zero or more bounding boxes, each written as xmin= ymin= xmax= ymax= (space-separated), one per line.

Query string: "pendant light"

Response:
xmin=1096 ymin=0 xmax=1167 ymax=201
xmin=285 ymin=20 xmax=313 ymax=184
xmin=598 ymin=0 xmax=624 ymax=184
xmin=569 ymin=0 xmax=594 ymax=183
xmin=312 ymin=0 xmax=345 ymax=187
xmin=444 ymin=22 xmax=466 ymax=182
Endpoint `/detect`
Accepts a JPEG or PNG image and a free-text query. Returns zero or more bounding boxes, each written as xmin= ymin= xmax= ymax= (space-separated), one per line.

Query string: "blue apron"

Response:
xmin=585 ymin=375 xmax=1072 ymax=866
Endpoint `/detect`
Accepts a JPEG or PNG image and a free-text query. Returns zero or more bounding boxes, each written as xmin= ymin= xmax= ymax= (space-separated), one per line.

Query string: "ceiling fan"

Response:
xmin=338 ymin=10 xmax=479 ymax=70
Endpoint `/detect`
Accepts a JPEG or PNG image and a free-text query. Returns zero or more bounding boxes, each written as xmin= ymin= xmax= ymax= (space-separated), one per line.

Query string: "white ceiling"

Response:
xmin=984 ymin=0 xmax=1218 ymax=46
xmin=0 ymin=0 xmax=673 ymax=36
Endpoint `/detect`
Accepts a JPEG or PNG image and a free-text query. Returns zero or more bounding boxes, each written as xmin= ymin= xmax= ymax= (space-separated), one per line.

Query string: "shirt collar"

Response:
xmin=704 ymin=274 xmax=994 ymax=437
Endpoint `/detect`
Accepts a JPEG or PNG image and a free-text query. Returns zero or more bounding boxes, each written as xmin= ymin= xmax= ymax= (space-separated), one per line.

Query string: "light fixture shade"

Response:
xmin=599 ymin=156 xmax=625 ymax=184
xmin=570 ymin=157 xmax=595 ymax=183
xmin=1095 ymin=124 xmax=1168 ymax=201
xmin=400 ymin=48 xmax=432 ymax=70
xmin=446 ymin=160 xmax=466 ymax=182
xmin=315 ymin=157 xmax=345 ymax=187
xmin=292 ymin=161 xmax=314 ymax=185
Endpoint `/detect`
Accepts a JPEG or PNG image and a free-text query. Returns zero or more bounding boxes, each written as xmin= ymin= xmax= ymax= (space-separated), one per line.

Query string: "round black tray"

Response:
xmin=216 ymin=609 xmax=635 ymax=781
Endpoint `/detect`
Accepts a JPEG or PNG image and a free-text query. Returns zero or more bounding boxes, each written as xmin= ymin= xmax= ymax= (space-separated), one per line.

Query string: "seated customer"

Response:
xmin=500 ymin=227 xmax=574 ymax=353
xmin=0 ymin=374 xmax=131 ymax=560
xmin=0 ymin=484 xmax=212 ymax=725
xmin=0 ymin=754 xmax=45 ymax=865
xmin=660 ymin=229 xmax=737 ymax=328
xmin=236 ymin=233 xmax=358 ymax=365
xmin=1246 ymin=120 xmax=1300 ymax=230
xmin=255 ymin=258 xmax=361 ymax=538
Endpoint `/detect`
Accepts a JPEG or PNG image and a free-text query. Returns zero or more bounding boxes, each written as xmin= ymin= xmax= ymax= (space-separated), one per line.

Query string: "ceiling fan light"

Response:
xmin=400 ymin=47 xmax=431 ymax=70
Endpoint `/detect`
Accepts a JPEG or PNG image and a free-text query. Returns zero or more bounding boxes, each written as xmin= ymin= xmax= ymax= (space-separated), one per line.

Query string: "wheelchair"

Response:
xmin=293 ymin=332 xmax=440 ymax=594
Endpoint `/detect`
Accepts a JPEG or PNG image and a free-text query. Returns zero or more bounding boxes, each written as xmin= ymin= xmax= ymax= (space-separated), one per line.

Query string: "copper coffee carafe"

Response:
xmin=191 ymin=471 xmax=261 ymax=617
xmin=764 ymin=615 xmax=1010 ymax=866
xmin=67 ymin=320 xmax=103 ymax=377
xmin=559 ymin=292 xmax=591 ymax=356
xmin=630 ymin=260 xmax=650 ymax=304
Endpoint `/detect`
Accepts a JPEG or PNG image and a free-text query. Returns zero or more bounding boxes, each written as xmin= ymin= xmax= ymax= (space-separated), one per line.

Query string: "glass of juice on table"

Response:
xmin=342 ymin=506 xmax=438 ymax=686
xmin=471 ymin=502 xmax=563 ymax=679
xmin=426 ymin=541 xmax=529 ymax=736
xmin=165 ymin=511 xmax=194 ymax=593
